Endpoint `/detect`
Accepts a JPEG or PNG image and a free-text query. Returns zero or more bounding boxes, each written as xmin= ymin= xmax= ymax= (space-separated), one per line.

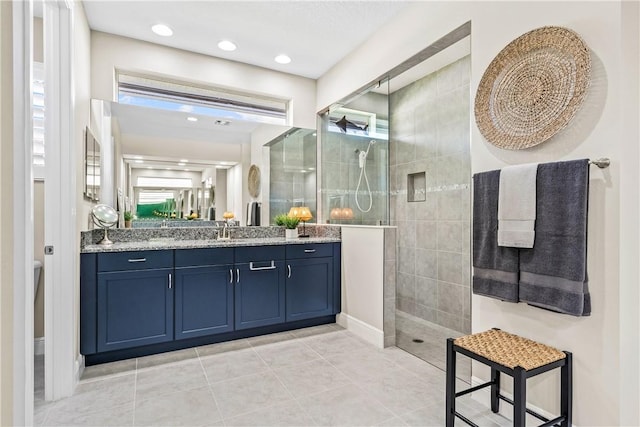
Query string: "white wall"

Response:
xmin=73 ymin=0 xmax=92 ymax=361
xmin=91 ymin=32 xmax=317 ymax=129
xmin=338 ymin=226 xmax=385 ymax=347
xmin=319 ymin=2 xmax=638 ymax=425
xmin=0 ymin=1 xmax=14 ymax=422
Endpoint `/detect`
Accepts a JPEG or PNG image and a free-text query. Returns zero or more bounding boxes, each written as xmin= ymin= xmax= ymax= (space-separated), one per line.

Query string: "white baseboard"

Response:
xmin=34 ymin=337 xmax=45 ymax=355
xmin=470 ymin=376 xmax=575 ymax=427
xmin=336 ymin=313 xmax=384 ymax=348
xmin=75 ymin=354 xmax=85 ymax=385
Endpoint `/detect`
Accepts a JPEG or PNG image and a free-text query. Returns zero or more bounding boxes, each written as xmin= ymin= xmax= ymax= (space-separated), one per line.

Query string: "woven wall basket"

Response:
xmin=474 ymin=26 xmax=591 ymax=150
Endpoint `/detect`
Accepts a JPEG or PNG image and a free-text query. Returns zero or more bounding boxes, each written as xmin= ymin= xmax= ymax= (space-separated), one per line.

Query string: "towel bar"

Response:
xmin=589 ymin=158 xmax=610 ymax=168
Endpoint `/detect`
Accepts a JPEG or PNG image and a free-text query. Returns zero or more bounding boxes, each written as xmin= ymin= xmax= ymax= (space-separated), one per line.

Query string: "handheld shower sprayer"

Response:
xmin=355 ymin=140 xmax=376 ymax=213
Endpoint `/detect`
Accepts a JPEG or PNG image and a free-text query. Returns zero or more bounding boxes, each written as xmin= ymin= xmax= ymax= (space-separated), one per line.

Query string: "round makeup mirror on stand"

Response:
xmin=92 ymin=204 xmax=118 ymax=245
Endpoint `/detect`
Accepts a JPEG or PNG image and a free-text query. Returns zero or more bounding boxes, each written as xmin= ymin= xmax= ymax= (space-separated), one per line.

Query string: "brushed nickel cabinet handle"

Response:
xmin=249 ymin=261 xmax=276 ymax=271
xmin=229 ymin=269 xmax=233 ymax=284
xmin=128 ymin=258 xmax=147 ymax=263
xmin=168 ymin=273 xmax=172 ymax=289
xmin=304 ymin=249 xmax=316 ymax=253
xmin=236 ymin=268 xmax=240 ymax=283
xmin=287 ymin=264 xmax=291 ymax=278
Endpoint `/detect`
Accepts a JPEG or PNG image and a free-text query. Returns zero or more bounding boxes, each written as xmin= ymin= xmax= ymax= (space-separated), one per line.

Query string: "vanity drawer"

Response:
xmin=286 ymin=243 xmax=333 ymax=259
xmin=97 ymin=250 xmax=173 ymax=272
xmin=175 ymin=247 xmax=234 ymax=267
xmin=235 ymin=245 xmax=285 ymax=263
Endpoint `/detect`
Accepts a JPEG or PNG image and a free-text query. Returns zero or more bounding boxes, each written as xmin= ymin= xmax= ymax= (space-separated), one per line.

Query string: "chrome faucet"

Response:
xmin=218 ymin=222 xmax=231 ymax=240
xmin=161 ymin=219 xmax=168 ymax=228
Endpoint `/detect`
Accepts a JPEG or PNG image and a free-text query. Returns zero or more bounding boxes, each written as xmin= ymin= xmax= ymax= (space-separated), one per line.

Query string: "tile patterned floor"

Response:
xmin=34 ymin=324 xmax=536 ymax=426
xmin=395 ymin=311 xmax=471 ymax=382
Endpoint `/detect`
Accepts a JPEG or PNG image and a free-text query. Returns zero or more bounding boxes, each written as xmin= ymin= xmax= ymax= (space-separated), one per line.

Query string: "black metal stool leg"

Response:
xmin=491 ymin=367 xmax=500 ymax=413
xmin=561 ymin=352 xmax=573 ymax=427
xmin=513 ymin=366 xmax=526 ymax=427
xmin=445 ymin=338 xmax=456 ymax=427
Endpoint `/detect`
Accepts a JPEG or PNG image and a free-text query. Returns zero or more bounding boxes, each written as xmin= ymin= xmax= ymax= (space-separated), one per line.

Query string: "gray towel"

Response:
xmin=519 ymin=159 xmax=590 ymax=316
xmin=472 ymin=170 xmax=520 ymax=302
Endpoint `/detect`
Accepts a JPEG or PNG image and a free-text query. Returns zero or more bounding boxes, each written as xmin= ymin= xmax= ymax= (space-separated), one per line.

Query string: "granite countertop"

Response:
xmin=81 ymin=236 xmax=341 ymax=253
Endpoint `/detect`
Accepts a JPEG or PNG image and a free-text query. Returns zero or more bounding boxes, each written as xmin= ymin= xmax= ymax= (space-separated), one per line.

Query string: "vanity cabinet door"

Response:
xmin=234 ymin=260 xmax=286 ymax=330
xmin=174 ymin=265 xmax=234 ymax=339
xmin=285 ymin=257 xmax=334 ymax=322
xmin=97 ymin=268 xmax=174 ymax=352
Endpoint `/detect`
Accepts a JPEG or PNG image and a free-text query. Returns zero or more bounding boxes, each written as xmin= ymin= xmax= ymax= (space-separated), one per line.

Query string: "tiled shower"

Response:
xmin=390 ymin=55 xmax=472 ymax=373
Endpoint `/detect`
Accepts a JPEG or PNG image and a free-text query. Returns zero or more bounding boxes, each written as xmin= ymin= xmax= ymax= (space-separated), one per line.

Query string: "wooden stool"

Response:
xmin=446 ymin=329 xmax=572 ymax=427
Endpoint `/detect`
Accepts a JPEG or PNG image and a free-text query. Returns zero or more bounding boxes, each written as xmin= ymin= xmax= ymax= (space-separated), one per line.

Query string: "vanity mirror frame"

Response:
xmin=84 ymin=126 xmax=101 ymax=202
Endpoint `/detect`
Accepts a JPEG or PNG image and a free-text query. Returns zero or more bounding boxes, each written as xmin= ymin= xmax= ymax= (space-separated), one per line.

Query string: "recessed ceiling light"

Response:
xmin=134 ymin=160 xmax=144 ymax=164
xmin=178 ymin=162 xmax=186 ymax=166
xmin=218 ymin=40 xmax=237 ymax=51
xmin=147 ymin=166 xmax=153 ymax=169
xmin=274 ymin=54 xmax=291 ymax=64
xmin=151 ymin=24 xmax=173 ymax=37
xmin=166 ymin=168 xmax=172 ymax=170
xmin=180 ymin=159 xmax=188 ymax=163
xmin=187 ymin=116 xmax=198 ymax=122
xmin=184 ymin=168 xmax=190 ymax=172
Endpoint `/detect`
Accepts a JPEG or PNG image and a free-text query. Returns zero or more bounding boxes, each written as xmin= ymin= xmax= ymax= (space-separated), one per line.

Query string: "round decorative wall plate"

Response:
xmin=474 ymin=26 xmax=591 ymax=150
xmin=248 ymin=164 xmax=261 ymax=198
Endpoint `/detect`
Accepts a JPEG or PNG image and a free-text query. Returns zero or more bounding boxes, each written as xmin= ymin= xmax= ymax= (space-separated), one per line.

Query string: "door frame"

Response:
xmin=43 ymin=0 xmax=77 ymax=401
xmin=12 ymin=0 xmax=34 ymax=424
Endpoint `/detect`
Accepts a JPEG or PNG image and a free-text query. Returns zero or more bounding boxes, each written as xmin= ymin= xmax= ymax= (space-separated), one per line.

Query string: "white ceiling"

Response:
xmin=82 ymin=1 xmax=408 ymax=79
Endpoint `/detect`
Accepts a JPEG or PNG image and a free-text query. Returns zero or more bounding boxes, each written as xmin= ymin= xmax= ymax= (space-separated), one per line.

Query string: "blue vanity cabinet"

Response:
xmin=285 ymin=244 xmax=335 ymax=322
xmin=96 ymin=250 xmax=174 ymax=353
xmin=234 ymin=246 xmax=286 ymax=330
xmin=174 ymin=248 xmax=234 ymax=340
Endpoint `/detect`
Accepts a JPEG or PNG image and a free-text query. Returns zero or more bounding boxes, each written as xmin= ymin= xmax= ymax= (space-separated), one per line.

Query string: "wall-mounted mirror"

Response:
xmin=90 ymin=99 xmax=316 ymax=227
xmin=84 ymin=127 xmax=101 ymax=201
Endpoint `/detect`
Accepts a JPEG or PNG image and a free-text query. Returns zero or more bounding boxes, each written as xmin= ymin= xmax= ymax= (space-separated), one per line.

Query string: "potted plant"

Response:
xmin=274 ymin=213 xmax=300 ymax=239
xmin=123 ymin=211 xmax=133 ymax=228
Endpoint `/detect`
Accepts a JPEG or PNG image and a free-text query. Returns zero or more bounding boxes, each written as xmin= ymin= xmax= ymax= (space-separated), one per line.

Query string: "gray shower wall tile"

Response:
xmin=397 ymin=296 xmax=416 ymax=315
xmin=436 ymin=154 xmax=470 ymax=187
xmin=462 ymin=221 xmax=471 ymax=255
xmin=437 ymin=189 xmax=464 ymax=221
xmin=416 ymin=277 xmax=437 ymax=309
xmin=436 ymin=310 xmax=463 ymax=332
xmin=398 ymin=223 xmax=416 ymax=249
xmin=415 ymin=249 xmax=437 ymax=279
xmin=415 ymin=304 xmax=438 ymax=324
xmin=437 ymin=251 xmax=463 ymax=285
xmin=384 ymin=260 xmax=397 ymax=299
xmin=436 ymin=88 xmax=469 ymax=126
xmin=436 ymin=56 xmax=471 ymax=96
xmin=322 ymin=162 xmax=341 ymax=189
xmin=395 ymin=137 xmax=417 ymax=165
xmin=397 ymin=272 xmax=416 ymax=301
xmin=461 ymin=254 xmax=471 ymax=287
xmin=415 ymin=196 xmax=437 ymax=221
xmin=398 ymin=246 xmax=416 ymax=275
xmin=437 ymin=221 xmax=462 ymax=253
xmin=437 ymin=118 xmax=470 ymax=157
xmin=416 ymin=221 xmax=437 ymax=250
xmin=384 ymin=228 xmax=397 ymax=261
xmin=437 ymin=282 xmax=464 ymax=316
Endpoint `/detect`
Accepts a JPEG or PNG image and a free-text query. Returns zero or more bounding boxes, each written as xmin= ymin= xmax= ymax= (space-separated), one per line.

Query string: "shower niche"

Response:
xmin=407 ymin=172 xmax=426 ymax=202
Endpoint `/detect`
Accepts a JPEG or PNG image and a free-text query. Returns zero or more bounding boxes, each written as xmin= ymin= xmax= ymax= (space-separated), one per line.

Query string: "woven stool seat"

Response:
xmin=454 ymin=329 xmax=566 ymax=371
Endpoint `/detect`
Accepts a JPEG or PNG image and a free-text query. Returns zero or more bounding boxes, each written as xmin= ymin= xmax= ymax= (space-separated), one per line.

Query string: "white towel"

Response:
xmin=498 ymin=163 xmax=538 ymax=248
